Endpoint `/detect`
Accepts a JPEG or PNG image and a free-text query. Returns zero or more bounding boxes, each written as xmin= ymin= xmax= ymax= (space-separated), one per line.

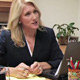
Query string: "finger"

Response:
xmin=23 ymin=70 xmax=29 ymax=77
xmin=30 ymin=61 xmax=38 ymax=69
xmin=18 ymin=67 xmax=26 ymax=72
xmin=37 ymin=67 xmax=43 ymax=75
xmin=15 ymin=72 xmax=27 ymax=79
xmin=13 ymin=68 xmax=30 ymax=79
xmin=32 ymin=66 xmax=39 ymax=74
xmin=30 ymin=66 xmax=43 ymax=75
xmin=30 ymin=64 xmax=40 ymax=73
xmin=24 ymin=70 xmax=30 ymax=75
xmin=17 ymin=63 xmax=31 ymax=72
xmin=18 ymin=62 xmax=31 ymax=70
xmin=34 ymin=66 xmax=43 ymax=75
xmin=30 ymin=62 xmax=43 ymax=74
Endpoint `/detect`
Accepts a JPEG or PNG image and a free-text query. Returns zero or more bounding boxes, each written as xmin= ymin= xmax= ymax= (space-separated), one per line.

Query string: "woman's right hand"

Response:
xmin=7 ymin=62 xmax=31 ymax=79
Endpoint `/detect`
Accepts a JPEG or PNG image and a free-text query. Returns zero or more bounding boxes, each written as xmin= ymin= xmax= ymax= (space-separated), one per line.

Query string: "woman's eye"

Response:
xmin=25 ymin=12 xmax=30 ymax=16
xmin=34 ymin=10 xmax=38 ymax=14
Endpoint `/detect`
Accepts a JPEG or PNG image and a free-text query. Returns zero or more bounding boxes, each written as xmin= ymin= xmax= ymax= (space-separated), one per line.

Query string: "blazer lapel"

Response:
xmin=32 ymin=30 xmax=43 ymax=59
xmin=22 ymin=33 xmax=32 ymax=58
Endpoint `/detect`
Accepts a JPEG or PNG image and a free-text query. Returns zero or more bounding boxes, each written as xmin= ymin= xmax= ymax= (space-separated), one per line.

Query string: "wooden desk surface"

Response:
xmin=59 ymin=45 xmax=67 ymax=54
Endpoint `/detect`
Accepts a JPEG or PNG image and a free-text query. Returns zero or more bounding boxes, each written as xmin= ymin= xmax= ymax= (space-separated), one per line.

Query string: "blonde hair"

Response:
xmin=7 ymin=0 xmax=43 ymax=47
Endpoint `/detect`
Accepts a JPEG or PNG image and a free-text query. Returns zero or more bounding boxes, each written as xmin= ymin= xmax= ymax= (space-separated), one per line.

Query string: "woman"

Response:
xmin=0 ymin=0 xmax=63 ymax=79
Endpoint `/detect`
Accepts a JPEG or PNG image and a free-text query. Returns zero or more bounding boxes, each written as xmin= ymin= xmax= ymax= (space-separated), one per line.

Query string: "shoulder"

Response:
xmin=37 ymin=26 xmax=56 ymax=40
xmin=0 ymin=29 xmax=10 ymax=36
xmin=44 ymin=27 xmax=54 ymax=33
xmin=0 ymin=29 xmax=11 ymax=41
xmin=42 ymin=27 xmax=55 ymax=37
xmin=39 ymin=26 xmax=54 ymax=33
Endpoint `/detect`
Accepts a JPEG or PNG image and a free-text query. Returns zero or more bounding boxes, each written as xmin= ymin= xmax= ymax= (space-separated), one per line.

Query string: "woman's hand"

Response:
xmin=30 ymin=61 xmax=52 ymax=75
xmin=6 ymin=62 xmax=51 ymax=78
xmin=30 ymin=61 xmax=43 ymax=75
xmin=7 ymin=62 xmax=31 ymax=79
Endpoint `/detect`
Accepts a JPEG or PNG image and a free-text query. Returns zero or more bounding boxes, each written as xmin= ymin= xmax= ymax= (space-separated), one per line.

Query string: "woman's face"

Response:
xmin=20 ymin=3 xmax=40 ymax=30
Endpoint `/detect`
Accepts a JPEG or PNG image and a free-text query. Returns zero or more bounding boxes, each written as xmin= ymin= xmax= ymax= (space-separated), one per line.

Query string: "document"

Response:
xmin=6 ymin=74 xmax=46 ymax=80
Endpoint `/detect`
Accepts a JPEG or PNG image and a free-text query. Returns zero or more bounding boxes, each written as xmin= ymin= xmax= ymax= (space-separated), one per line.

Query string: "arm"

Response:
xmin=47 ymin=29 xmax=63 ymax=69
xmin=0 ymin=30 xmax=7 ymax=66
xmin=6 ymin=63 xmax=31 ymax=79
xmin=30 ymin=29 xmax=63 ymax=74
xmin=0 ymin=31 xmax=31 ymax=78
xmin=39 ymin=62 xmax=52 ymax=69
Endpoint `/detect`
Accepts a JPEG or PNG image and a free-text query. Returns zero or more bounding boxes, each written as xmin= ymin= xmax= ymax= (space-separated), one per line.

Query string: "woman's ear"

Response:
xmin=19 ymin=21 xmax=21 ymax=24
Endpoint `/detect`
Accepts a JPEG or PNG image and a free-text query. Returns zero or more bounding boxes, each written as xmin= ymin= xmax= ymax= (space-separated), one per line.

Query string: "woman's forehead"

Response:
xmin=24 ymin=2 xmax=33 ymax=7
xmin=21 ymin=3 xmax=35 ymax=14
xmin=24 ymin=3 xmax=35 ymax=10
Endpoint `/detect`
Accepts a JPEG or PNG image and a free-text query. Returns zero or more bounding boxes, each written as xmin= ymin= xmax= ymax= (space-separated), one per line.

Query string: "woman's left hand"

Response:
xmin=30 ymin=61 xmax=43 ymax=75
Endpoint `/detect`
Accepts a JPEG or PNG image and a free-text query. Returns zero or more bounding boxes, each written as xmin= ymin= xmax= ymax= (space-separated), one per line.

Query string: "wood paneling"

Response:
xmin=0 ymin=0 xmax=12 ymax=22
xmin=0 ymin=0 xmax=12 ymax=2
xmin=0 ymin=1 xmax=11 ymax=12
xmin=0 ymin=12 xmax=9 ymax=22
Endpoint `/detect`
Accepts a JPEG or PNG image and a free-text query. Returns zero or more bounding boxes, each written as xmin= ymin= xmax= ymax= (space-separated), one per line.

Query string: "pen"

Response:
xmin=67 ymin=62 xmax=73 ymax=69
xmin=79 ymin=62 xmax=80 ymax=69
xmin=70 ymin=57 xmax=75 ymax=69
xmin=76 ymin=61 xmax=80 ymax=69
xmin=74 ymin=60 xmax=78 ymax=69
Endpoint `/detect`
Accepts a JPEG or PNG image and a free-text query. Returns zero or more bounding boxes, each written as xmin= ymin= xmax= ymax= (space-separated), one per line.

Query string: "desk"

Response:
xmin=59 ymin=45 xmax=67 ymax=54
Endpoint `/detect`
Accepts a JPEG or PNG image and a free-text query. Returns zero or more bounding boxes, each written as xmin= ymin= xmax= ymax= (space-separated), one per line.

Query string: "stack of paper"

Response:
xmin=6 ymin=74 xmax=46 ymax=80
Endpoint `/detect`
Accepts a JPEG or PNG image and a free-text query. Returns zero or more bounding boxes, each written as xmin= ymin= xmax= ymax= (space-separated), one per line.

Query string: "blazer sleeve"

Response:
xmin=47 ymin=29 xmax=63 ymax=69
xmin=0 ymin=30 xmax=7 ymax=65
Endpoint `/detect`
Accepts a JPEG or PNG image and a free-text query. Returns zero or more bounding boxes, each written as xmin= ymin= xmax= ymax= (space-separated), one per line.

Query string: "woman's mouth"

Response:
xmin=32 ymin=21 xmax=38 ymax=25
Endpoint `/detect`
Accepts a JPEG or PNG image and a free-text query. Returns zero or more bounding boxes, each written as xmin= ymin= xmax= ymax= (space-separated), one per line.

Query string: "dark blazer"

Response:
xmin=0 ymin=27 xmax=63 ymax=69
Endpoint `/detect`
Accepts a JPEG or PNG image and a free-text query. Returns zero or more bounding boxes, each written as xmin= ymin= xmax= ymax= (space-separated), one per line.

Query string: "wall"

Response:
xmin=78 ymin=0 xmax=80 ymax=41
xmin=34 ymin=0 xmax=80 ymax=41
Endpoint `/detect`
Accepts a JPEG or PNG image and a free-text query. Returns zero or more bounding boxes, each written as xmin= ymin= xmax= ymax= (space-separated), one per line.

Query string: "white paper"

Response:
xmin=6 ymin=74 xmax=46 ymax=80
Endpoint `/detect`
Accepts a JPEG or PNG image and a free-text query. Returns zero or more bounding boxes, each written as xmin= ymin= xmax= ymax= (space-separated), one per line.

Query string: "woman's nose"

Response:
xmin=32 ymin=13 xmax=36 ymax=19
